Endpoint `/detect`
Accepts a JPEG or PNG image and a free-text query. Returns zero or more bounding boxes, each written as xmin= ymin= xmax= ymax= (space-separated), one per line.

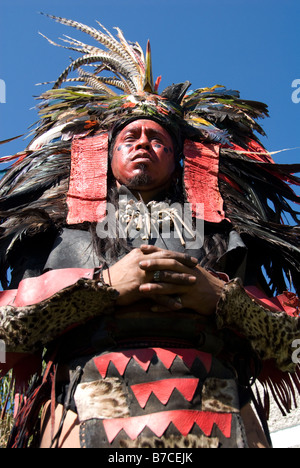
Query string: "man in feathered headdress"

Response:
xmin=0 ymin=15 xmax=300 ymax=448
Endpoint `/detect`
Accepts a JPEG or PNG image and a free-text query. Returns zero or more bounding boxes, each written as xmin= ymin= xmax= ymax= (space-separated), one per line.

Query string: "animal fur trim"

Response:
xmin=216 ymin=278 xmax=300 ymax=372
xmin=0 ymin=279 xmax=118 ymax=353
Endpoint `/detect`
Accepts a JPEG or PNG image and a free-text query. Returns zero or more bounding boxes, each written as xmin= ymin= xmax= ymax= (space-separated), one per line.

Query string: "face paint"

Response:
xmin=111 ymin=119 xmax=176 ymax=193
xmin=117 ymin=144 xmax=133 ymax=151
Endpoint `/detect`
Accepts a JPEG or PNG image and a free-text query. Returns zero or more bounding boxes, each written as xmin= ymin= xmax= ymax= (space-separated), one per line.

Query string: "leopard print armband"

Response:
xmin=216 ymin=278 xmax=300 ymax=372
xmin=0 ymin=278 xmax=118 ymax=353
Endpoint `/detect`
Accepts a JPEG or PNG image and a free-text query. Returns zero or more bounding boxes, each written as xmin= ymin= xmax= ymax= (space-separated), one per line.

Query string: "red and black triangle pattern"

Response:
xmin=130 ymin=378 xmax=199 ymax=408
xmin=102 ymin=410 xmax=232 ymax=443
xmin=80 ymin=347 xmax=242 ymax=446
xmin=93 ymin=347 xmax=212 ymax=379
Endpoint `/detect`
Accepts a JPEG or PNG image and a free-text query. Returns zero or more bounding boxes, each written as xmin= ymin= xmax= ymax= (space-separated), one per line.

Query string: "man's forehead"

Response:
xmin=117 ymin=119 xmax=172 ymax=137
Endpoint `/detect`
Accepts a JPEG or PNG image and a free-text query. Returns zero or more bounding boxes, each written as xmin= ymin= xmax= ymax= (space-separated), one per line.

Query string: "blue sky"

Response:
xmin=0 ymin=0 xmax=299 ymax=205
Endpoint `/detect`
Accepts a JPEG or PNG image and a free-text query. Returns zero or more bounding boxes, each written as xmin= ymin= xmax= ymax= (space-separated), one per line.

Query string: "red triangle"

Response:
xmin=127 ymin=348 xmax=155 ymax=372
xmin=178 ymin=349 xmax=212 ymax=373
xmin=131 ymin=378 xmax=199 ymax=408
xmin=94 ymin=353 xmax=131 ymax=378
xmin=153 ymin=348 xmax=212 ymax=373
xmin=153 ymin=348 xmax=177 ymax=369
xmin=156 ymin=348 xmax=212 ymax=373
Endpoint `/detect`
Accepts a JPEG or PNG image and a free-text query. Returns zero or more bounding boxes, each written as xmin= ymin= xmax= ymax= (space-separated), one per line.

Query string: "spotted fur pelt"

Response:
xmin=216 ymin=278 xmax=300 ymax=372
xmin=118 ymin=434 xmax=220 ymax=448
xmin=0 ymin=279 xmax=117 ymax=352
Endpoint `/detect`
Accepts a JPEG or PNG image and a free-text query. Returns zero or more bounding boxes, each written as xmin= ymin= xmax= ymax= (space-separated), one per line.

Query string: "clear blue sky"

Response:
xmin=0 ymin=0 xmax=299 ymax=204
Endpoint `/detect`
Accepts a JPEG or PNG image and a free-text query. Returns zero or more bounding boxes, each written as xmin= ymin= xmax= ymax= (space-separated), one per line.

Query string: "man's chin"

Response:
xmin=126 ymin=170 xmax=153 ymax=188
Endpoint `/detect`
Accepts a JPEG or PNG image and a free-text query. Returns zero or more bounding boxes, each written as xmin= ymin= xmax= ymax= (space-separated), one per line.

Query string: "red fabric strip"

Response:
xmin=103 ymin=410 xmax=232 ymax=443
xmin=183 ymin=140 xmax=225 ymax=223
xmin=93 ymin=348 xmax=212 ymax=379
xmin=245 ymin=286 xmax=284 ymax=312
xmin=245 ymin=286 xmax=300 ymax=317
xmin=0 ymin=290 xmax=17 ymax=306
xmin=66 ymin=133 xmax=108 ymax=224
xmin=0 ymin=268 xmax=95 ymax=307
xmin=130 ymin=378 xmax=199 ymax=408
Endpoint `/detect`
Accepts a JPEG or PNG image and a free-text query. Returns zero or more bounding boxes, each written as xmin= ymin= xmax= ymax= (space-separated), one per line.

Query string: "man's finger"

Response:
xmin=139 ymin=282 xmax=186 ymax=295
xmin=149 ymin=270 xmax=197 ymax=284
xmin=139 ymin=258 xmax=196 ymax=273
xmin=139 ymin=244 xmax=198 ymax=268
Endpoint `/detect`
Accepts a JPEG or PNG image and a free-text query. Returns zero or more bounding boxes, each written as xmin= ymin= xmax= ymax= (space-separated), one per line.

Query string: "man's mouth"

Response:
xmin=131 ymin=151 xmax=153 ymax=162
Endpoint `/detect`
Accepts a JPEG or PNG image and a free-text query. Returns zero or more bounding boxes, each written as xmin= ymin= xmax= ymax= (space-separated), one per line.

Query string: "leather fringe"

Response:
xmin=6 ymin=355 xmax=56 ymax=448
xmin=257 ymin=361 xmax=300 ymax=418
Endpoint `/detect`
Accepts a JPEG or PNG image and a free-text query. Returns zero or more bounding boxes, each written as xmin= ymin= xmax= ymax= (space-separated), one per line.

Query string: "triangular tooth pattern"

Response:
xmin=93 ymin=348 xmax=212 ymax=378
xmin=130 ymin=378 xmax=199 ymax=408
xmin=103 ymin=410 xmax=232 ymax=443
xmin=94 ymin=353 xmax=131 ymax=378
xmin=93 ymin=349 xmax=155 ymax=378
xmin=166 ymin=349 xmax=212 ymax=373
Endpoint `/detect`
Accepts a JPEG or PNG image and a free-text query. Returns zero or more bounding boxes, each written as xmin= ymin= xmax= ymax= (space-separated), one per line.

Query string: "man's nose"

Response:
xmin=135 ymin=131 xmax=151 ymax=150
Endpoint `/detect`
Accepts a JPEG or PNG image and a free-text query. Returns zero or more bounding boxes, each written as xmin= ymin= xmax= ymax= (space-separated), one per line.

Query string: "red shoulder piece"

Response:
xmin=245 ymin=286 xmax=285 ymax=312
xmin=245 ymin=286 xmax=299 ymax=318
xmin=277 ymin=292 xmax=300 ymax=317
xmin=0 ymin=267 xmax=95 ymax=307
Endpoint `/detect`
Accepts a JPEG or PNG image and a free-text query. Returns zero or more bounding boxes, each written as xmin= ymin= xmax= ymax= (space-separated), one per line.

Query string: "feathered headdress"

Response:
xmin=0 ymin=14 xmax=300 ymax=296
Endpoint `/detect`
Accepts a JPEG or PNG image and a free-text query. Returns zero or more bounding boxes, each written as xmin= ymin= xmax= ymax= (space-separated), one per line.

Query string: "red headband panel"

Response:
xmin=183 ymin=140 xmax=225 ymax=223
xmin=66 ymin=133 xmax=108 ymax=224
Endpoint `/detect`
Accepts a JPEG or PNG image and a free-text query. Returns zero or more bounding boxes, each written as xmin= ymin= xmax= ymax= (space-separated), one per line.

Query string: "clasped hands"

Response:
xmin=102 ymin=245 xmax=225 ymax=316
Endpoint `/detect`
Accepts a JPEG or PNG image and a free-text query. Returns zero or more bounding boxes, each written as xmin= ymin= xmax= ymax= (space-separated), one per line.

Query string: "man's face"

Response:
xmin=111 ymin=119 xmax=176 ymax=194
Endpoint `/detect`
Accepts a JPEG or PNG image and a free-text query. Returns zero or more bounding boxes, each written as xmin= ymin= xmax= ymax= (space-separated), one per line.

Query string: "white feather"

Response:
xmin=28 ymin=123 xmax=67 ymax=151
